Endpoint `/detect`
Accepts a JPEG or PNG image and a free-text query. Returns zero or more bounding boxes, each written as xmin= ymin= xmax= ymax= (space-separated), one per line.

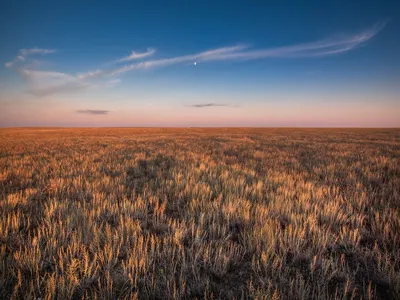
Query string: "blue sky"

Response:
xmin=0 ymin=1 xmax=399 ymax=127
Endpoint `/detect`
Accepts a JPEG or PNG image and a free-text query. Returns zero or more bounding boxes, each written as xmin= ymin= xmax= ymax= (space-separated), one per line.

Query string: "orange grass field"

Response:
xmin=0 ymin=128 xmax=399 ymax=299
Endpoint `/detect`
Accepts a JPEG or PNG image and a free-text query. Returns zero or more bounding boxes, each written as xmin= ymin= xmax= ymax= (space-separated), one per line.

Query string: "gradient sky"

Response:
xmin=1 ymin=1 xmax=399 ymax=127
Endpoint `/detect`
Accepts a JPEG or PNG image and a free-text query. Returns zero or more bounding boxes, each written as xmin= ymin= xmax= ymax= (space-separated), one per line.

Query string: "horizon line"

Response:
xmin=1 ymin=126 xmax=399 ymax=129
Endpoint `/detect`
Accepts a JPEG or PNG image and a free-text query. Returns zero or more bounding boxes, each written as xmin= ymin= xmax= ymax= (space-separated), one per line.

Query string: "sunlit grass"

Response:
xmin=0 ymin=128 xmax=399 ymax=299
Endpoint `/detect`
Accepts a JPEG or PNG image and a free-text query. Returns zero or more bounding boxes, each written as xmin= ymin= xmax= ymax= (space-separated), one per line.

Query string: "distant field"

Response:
xmin=0 ymin=128 xmax=399 ymax=299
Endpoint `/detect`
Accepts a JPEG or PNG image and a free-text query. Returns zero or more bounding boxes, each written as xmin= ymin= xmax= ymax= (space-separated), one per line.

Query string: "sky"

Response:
xmin=0 ymin=1 xmax=399 ymax=127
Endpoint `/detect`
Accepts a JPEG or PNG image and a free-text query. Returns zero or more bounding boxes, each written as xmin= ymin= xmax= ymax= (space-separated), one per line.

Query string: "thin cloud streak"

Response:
xmin=208 ymin=22 xmax=386 ymax=60
xmin=20 ymin=48 xmax=56 ymax=56
xmin=110 ymin=45 xmax=247 ymax=75
xmin=17 ymin=68 xmax=118 ymax=96
xmin=4 ymin=22 xmax=386 ymax=97
xmin=5 ymin=47 xmax=55 ymax=68
xmin=19 ymin=69 xmax=90 ymax=96
xmin=105 ymin=79 xmax=121 ymax=87
xmin=190 ymin=103 xmax=239 ymax=108
xmin=110 ymin=22 xmax=385 ymax=75
xmin=76 ymin=110 xmax=110 ymax=115
xmin=119 ymin=48 xmax=156 ymax=62
xmin=76 ymin=70 xmax=103 ymax=80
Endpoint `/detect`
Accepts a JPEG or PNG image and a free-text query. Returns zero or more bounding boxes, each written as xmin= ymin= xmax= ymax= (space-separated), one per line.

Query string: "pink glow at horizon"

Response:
xmin=1 ymin=99 xmax=399 ymax=127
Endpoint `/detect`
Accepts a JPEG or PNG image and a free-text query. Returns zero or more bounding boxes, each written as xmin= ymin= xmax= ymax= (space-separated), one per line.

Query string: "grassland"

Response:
xmin=0 ymin=128 xmax=399 ymax=299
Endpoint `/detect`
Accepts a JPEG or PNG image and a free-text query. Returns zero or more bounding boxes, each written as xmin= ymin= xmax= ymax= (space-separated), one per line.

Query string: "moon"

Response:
xmin=194 ymin=62 xmax=197 ymax=65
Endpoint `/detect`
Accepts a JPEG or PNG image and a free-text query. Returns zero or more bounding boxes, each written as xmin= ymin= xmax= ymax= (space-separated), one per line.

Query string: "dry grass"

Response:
xmin=0 ymin=128 xmax=399 ymax=299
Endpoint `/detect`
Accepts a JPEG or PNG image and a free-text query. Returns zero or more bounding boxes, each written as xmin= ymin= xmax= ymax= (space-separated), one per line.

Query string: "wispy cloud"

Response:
xmin=5 ymin=47 xmax=55 ymax=68
xmin=5 ymin=47 xmax=96 ymax=96
xmin=105 ymin=78 xmax=121 ymax=87
xmin=110 ymin=22 xmax=385 ymax=75
xmin=12 ymin=66 xmax=105 ymax=96
xmin=19 ymin=68 xmax=120 ymax=96
xmin=20 ymin=48 xmax=56 ymax=56
xmin=5 ymin=22 xmax=386 ymax=97
xmin=119 ymin=48 xmax=156 ymax=62
xmin=19 ymin=69 xmax=89 ymax=96
xmin=76 ymin=70 xmax=103 ymax=80
xmin=5 ymin=61 xmax=15 ymax=68
xmin=110 ymin=45 xmax=246 ymax=75
xmin=76 ymin=109 xmax=109 ymax=115
xmin=190 ymin=103 xmax=236 ymax=108
xmin=206 ymin=22 xmax=386 ymax=60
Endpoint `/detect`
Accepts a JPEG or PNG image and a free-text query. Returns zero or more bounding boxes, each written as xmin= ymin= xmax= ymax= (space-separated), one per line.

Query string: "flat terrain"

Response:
xmin=0 ymin=128 xmax=399 ymax=299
